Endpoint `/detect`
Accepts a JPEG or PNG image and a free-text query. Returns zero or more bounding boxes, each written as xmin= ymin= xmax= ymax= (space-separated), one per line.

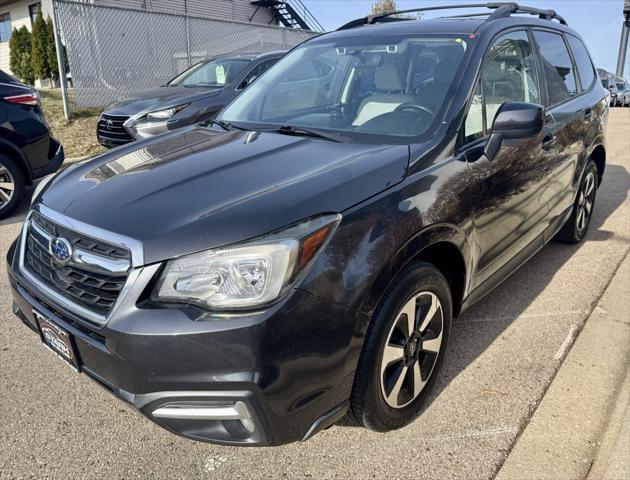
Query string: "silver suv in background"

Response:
xmin=598 ymin=69 xmax=626 ymax=106
xmin=612 ymin=79 xmax=628 ymax=106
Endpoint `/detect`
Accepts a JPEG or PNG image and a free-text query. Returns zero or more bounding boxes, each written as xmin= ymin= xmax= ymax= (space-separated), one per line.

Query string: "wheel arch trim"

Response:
xmin=0 ymin=138 xmax=33 ymax=186
xmin=586 ymin=140 xmax=605 ymax=184
xmin=360 ymin=223 xmax=471 ymax=319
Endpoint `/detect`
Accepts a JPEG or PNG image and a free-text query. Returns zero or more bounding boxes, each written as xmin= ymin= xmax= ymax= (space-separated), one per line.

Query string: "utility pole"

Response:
xmin=51 ymin=1 xmax=71 ymax=121
xmin=616 ymin=0 xmax=630 ymax=78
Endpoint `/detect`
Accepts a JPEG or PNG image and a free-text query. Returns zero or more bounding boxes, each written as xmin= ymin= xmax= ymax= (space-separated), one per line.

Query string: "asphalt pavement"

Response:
xmin=0 ymin=109 xmax=629 ymax=480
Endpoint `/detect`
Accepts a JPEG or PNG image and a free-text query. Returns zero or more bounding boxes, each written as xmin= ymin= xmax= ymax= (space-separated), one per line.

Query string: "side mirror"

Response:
xmin=485 ymin=102 xmax=545 ymax=161
xmin=238 ymin=75 xmax=258 ymax=91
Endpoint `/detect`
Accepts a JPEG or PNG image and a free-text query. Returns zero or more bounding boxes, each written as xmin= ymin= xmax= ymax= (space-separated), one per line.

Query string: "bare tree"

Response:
xmin=370 ymin=0 xmax=397 ymax=15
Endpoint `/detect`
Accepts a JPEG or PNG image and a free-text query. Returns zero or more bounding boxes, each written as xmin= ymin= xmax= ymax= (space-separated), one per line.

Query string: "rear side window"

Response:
xmin=238 ymin=58 xmax=278 ymax=90
xmin=533 ymin=31 xmax=578 ymax=105
xmin=566 ymin=35 xmax=596 ymax=91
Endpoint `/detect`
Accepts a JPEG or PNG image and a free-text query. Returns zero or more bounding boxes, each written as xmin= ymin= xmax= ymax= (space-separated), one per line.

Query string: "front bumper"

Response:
xmin=97 ymin=114 xmax=177 ymax=148
xmin=98 ymin=134 xmax=131 ymax=149
xmin=7 ymin=237 xmax=359 ymax=445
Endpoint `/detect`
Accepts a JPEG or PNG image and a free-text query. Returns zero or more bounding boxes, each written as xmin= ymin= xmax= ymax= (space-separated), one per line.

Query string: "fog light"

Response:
xmin=152 ymin=400 xmax=255 ymax=432
xmin=239 ymin=413 xmax=256 ymax=433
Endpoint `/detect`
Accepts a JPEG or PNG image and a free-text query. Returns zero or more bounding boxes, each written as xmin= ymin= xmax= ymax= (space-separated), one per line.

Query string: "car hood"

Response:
xmin=104 ymin=86 xmax=223 ymax=117
xmin=41 ymin=127 xmax=409 ymax=265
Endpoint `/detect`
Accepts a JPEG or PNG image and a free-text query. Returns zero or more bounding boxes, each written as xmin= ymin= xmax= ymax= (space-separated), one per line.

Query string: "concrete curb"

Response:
xmin=588 ymin=368 xmax=630 ymax=480
xmin=496 ymin=254 xmax=630 ymax=480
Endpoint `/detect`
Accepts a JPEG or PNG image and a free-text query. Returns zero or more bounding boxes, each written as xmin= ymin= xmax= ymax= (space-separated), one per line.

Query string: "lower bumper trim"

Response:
xmin=153 ymin=401 xmax=249 ymax=421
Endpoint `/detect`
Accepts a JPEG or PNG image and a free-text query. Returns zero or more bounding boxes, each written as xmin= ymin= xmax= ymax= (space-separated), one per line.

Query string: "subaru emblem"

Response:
xmin=50 ymin=237 xmax=73 ymax=263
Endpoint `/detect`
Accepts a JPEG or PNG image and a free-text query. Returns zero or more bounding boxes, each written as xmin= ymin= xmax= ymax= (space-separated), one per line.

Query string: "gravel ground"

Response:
xmin=0 ymin=109 xmax=628 ymax=480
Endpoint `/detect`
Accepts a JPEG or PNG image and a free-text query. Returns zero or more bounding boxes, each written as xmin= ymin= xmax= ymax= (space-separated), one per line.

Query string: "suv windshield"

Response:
xmin=168 ymin=58 xmax=251 ymax=87
xmin=218 ymin=34 xmax=468 ymax=143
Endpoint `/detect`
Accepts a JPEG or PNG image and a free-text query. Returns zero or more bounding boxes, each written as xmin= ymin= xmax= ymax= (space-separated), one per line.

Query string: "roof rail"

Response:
xmin=337 ymin=2 xmax=567 ymax=31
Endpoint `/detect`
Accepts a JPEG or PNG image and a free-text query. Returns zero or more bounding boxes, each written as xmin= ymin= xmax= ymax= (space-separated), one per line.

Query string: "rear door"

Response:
xmin=462 ymin=29 xmax=552 ymax=290
xmin=531 ymin=30 xmax=591 ymax=228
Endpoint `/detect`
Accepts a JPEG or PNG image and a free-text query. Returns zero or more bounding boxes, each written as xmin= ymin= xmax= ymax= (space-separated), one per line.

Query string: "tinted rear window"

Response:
xmin=566 ymin=35 xmax=596 ymax=91
xmin=533 ymin=31 xmax=578 ymax=105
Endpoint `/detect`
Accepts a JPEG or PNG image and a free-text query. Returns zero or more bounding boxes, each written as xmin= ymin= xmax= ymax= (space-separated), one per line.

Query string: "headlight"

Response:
xmin=145 ymin=104 xmax=189 ymax=120
xmin=30 ymin=173 xmax=56 ymax=206
xmin=152 ymin=214 xmax=340 ymax=310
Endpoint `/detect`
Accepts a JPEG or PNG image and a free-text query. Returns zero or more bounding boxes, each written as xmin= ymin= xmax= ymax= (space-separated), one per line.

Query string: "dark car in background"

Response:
xmin=8 ymin=3 xmax=607 ymax=446
xmin=0 ymin=70 xmax=64 ymax=219
xmin=97 ymin=51 xmax=284 ymax=147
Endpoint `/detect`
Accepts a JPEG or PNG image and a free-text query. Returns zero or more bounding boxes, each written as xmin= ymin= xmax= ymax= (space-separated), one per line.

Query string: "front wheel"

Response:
xmin=555 ymin=160 xmax=598 ymax=244
xmin=350 ymin=262 xmax=452 ymax=431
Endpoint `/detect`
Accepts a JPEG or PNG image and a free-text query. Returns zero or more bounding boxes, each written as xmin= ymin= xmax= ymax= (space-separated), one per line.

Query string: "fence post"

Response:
xmin=184 ymin=0 xmax=191 ymax=67
xmin=51 ymin=0 xmax=71 ymax=121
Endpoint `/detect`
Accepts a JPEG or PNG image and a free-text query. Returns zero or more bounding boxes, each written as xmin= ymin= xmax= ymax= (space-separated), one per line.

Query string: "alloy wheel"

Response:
xmin=380 ymin=291 xmax=444 ymax=409
xmin=576 ymin=170 xmax=595 ymax=233
xmin=0 ymin=163 xmax=15 ymax=210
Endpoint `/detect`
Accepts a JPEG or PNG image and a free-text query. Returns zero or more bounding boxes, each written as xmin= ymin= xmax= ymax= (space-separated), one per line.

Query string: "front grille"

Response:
xmin=97 ymin=114 xmax=133 ymax=143
xmin=24 ymin=212 xmax=131 ymax=317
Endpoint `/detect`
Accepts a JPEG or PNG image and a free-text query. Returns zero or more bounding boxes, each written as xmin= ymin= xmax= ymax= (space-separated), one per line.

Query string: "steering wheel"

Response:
xmin=394 ymin=102 xmax=436 ymax=119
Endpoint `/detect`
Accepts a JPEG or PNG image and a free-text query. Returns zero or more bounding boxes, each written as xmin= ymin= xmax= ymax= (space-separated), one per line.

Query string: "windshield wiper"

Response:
xmin=204 ymin=118 xmax=232 ymax=131
xmin=203 ymin=118 xmax=248 ymax=132
xmin=271 ymin=125 xmax=344 ymax=143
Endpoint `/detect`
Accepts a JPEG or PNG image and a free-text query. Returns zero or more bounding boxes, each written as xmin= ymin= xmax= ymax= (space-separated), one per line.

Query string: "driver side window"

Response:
xmin=464 ymin=30 xmax=540 ymax=144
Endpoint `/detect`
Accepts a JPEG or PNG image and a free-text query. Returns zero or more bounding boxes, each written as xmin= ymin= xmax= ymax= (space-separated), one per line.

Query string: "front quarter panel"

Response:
xmin=301 ymin=128 xmax=472 ymax=312
xmin=299 ymin=137 xmax=472 ymax=382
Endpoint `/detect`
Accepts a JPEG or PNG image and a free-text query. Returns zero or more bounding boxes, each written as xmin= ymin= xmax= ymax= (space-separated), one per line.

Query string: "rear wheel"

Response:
xmin=555 ymin=160 xmax=598 ymax=244
xmin=350 ymin=262 xmax=452 ymax=431
xmin=0 ymin=155 xmax=24 ymax=220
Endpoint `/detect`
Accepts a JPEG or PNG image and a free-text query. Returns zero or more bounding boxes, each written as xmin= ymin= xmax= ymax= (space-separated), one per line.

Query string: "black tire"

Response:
xmin=350 ymin=262 xmax=452 ymax=432
xmin=555 ymin=160 xmax=598 ymax=244
xmin=0 ymin=154 xmax=25 ymax=220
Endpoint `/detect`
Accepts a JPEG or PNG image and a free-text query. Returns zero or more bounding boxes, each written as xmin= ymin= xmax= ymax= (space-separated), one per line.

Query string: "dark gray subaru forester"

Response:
xmin=7 ymin=3 xmax=607 ymax=446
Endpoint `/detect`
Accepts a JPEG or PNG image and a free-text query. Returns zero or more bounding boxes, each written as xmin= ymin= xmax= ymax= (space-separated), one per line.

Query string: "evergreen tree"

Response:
xmin=31 ymin=10 xmax=50 ymax=81
xmin=8 ymin=27 xmax=24 ymax=77
xmin=8 ymin=26 xmax=34 ymax=84
xmin=46 ymin=17 xmax=59 ymax=82
xmin=19 ymin=52 xmax=36 ymax=86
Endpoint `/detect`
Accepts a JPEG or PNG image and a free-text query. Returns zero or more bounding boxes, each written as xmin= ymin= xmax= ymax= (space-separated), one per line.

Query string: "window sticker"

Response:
xmin=216 ymin=64 xmax=226 ymax=84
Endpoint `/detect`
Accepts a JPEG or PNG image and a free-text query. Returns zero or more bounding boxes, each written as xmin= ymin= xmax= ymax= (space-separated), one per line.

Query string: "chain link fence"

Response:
xmin=53 ymin=0 xmax=318 ymax=107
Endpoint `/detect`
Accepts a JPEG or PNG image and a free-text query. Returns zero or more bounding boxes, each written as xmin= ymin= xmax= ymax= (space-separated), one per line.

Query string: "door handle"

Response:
xmin=541 ymin=134 xmax=557 ymax=151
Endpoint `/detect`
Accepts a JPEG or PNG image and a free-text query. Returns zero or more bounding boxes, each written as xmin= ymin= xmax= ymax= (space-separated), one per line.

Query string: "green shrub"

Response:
xmin=46 ymin=17 xmax=59 ymax=81
xmin=31 ymin=11 xmax=51 ymax=81
xmin=19 ymin=52 xmax=36 ymax=86
xmin=8 ymin=26 xmax=34 ymax=84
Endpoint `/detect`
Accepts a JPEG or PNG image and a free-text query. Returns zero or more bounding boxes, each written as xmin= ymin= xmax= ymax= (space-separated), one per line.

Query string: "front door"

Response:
xmin=462 ymin=29 xmax=552 ymax=290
